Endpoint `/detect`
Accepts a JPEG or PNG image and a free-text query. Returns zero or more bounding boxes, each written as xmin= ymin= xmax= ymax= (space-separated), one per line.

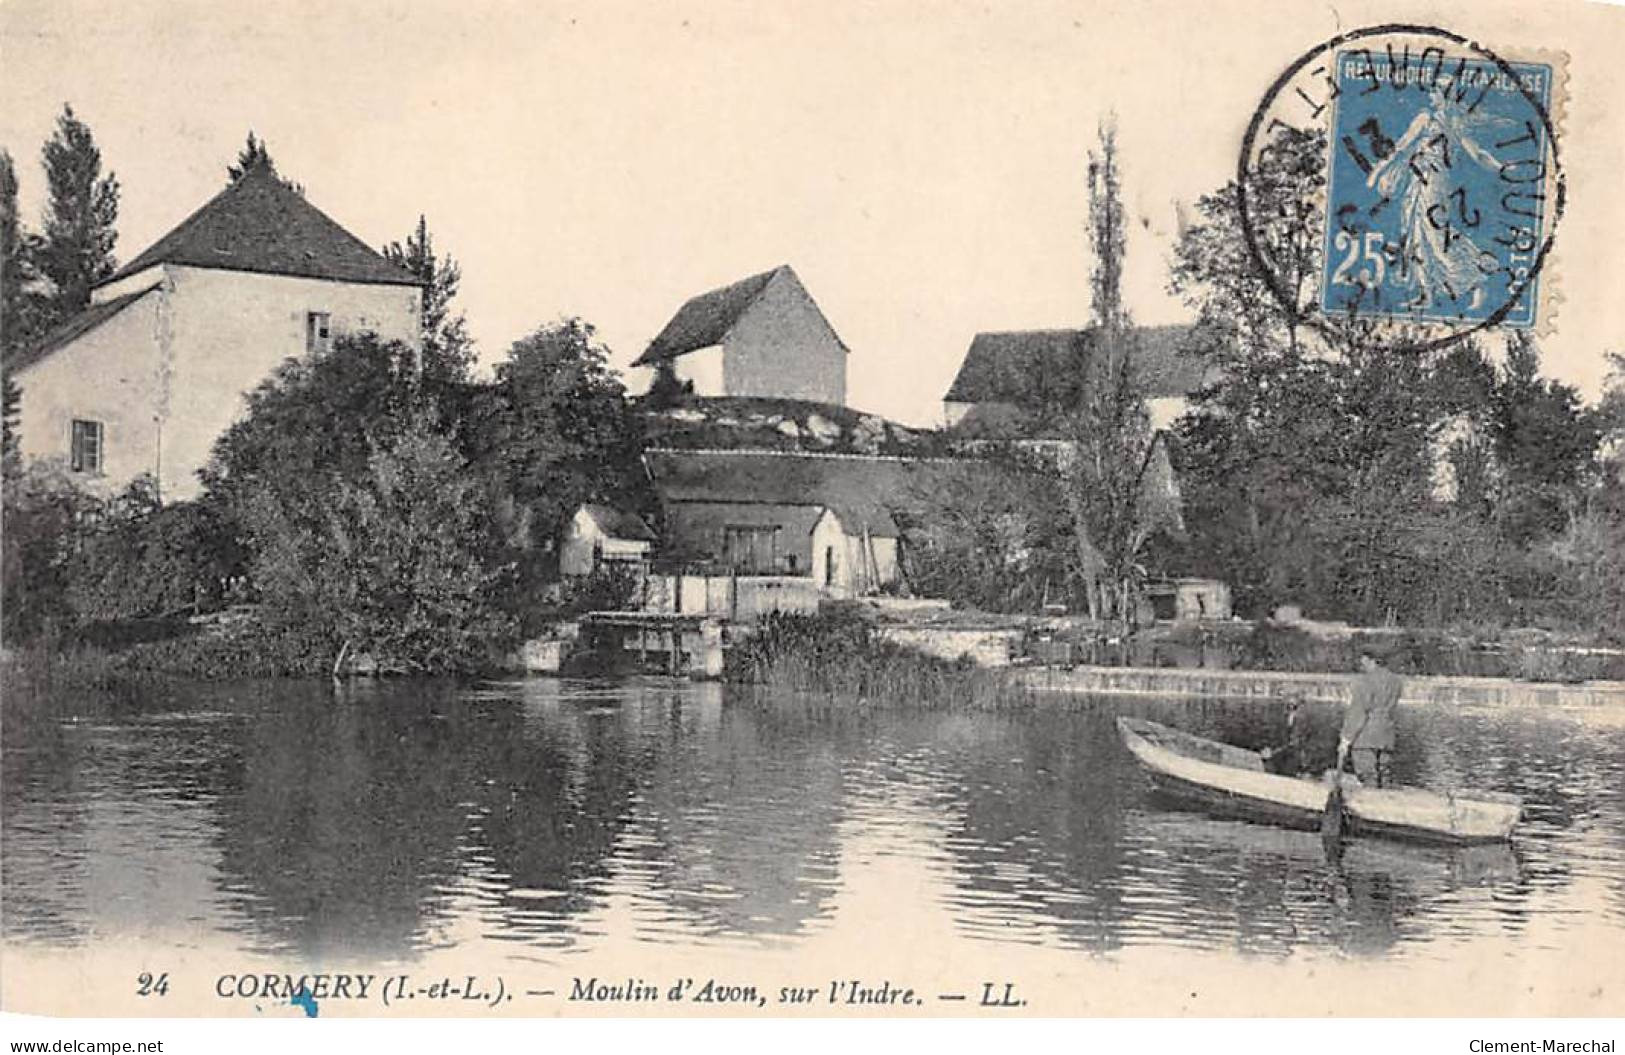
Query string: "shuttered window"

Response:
xmin=306 ymin=311 xmax=332 ymax=355
xmin=70 ymin=419 xmax=104 ymax=474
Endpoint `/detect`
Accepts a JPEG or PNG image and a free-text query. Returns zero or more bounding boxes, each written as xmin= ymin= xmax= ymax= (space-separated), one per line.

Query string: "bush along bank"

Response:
xmin=725 ymin=611 xmax=1031 ymax=708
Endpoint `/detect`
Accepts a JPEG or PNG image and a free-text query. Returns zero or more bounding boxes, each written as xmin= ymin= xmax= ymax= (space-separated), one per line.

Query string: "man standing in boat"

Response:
xmin=1339 ymin=653 xmax=1403 ymax=787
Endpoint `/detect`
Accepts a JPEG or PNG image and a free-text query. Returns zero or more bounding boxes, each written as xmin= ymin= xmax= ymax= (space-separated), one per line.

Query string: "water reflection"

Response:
xmin=3 ymin=677 xmax=1622 ymax=966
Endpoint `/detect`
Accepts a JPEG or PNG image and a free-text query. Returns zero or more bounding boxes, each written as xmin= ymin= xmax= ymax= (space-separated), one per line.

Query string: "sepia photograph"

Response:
xmin=1 ymin=0 xmax=1623 ymax=1043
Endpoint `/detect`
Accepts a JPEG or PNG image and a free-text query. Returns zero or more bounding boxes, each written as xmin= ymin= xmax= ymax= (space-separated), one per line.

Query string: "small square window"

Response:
xmin=306 ymin=311 xmax=332 ymax=355
xmin=71 ymin=419 xmax=104 ymax=474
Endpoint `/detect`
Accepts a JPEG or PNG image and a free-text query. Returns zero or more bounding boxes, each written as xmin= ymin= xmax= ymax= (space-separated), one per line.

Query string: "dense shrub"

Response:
xmin=66 ymin=481 xmax=244 ymax=622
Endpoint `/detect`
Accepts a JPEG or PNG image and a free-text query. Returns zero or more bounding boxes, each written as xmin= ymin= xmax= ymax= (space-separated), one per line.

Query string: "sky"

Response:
xmin=2 ymin=0 xmax=1621 ymax=426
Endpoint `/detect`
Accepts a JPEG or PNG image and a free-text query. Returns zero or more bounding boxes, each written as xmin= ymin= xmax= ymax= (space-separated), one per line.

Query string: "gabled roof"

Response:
xmin=633 ymin=265 xmax=847 ymax=366
xmin=8 ymin=284 xmax=162 ymax=372
xmin=644 ymin=448 xmax=920 ymax=538
xmin=97 ymin=165 xmax=421 ymax=290
xmin=580 ymin=503 xmax=656 ymax=542
xmin=943 ymin=324 xmax=1216 ymax=405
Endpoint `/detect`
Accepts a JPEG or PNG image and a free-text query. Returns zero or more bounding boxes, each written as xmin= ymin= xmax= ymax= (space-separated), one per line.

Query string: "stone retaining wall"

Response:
xmin=1019 ymin=665 xmax=1625 ymax=708
xmin=877 ymin=626 xmax=1025 ymax=668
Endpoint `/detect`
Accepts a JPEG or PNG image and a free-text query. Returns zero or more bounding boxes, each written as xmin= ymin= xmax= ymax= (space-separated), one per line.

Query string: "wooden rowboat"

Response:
xmin=1116 ymin=717 xmax=1521 ymax=845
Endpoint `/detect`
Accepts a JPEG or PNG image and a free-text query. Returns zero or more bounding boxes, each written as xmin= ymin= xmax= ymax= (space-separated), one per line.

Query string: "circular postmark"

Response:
xmin=1238 ymin=24 xmax=1565 ymax=352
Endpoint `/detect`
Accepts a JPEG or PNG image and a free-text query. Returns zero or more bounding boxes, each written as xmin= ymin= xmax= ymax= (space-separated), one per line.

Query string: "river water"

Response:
xmin=3 ymin=677 xmax=1623 ymax=1013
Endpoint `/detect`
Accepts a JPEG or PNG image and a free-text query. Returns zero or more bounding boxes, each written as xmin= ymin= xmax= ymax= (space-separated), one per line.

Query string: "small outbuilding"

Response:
xmin=560 ymin=504 xmax=657 ymax=576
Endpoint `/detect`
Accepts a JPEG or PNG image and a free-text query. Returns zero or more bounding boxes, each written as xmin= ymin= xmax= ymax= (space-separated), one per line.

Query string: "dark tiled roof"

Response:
xmin=581 ymin=503 xmax=656 ymax=542
xmin=98 ymin=166 xmax=421 ymax=289
xmin=943 ymin=324 xmax=1216 ymax=404
xmin=8 ymin=284 xmax=162 ymax=372
xmin=644 ymin=448 xmax=920 ymax=538
xmin=633 ymin=267 xmax=783 ymax=366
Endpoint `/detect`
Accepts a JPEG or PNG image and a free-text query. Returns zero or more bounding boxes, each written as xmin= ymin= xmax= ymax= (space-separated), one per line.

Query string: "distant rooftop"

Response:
xmin=645 ymin=447 xmax=931 ymax=538
xmin=944 ymin=324 xmax=1217 ymax=405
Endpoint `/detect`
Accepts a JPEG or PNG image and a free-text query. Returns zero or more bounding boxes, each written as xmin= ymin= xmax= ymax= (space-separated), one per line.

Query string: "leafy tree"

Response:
xmin=202 ymin=332 xmax=421 ymax=516
xmin=201 ymin=322 xmax=645 ymax=660
xmin=64 ymin=477 xmax=245 ymax=622
xmin=464 ymin=319 xmax=647 ymax=624
xmin=383 ymin=216 xmax=474 ymax=382
xmin=901 ymin=454 xmax=1066 ymax=612
xmin=237 ymin=410 xmax=514 ymax=671
xmin=1167 ymin=120 xmax=1494 ymax=624
xmin=1489 ymin=332 xmax=1599 ymax=544
xmin=34 ymin=105 xmax=119 ymax=326
xmin=1 ymin=463 xmax=100 ymax=643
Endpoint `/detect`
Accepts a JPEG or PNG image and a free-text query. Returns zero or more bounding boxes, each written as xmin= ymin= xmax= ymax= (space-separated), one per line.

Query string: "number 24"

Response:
xmin=136 ymin=972 xmax=169 ymax=996
xmin=1332 ymin=231 xmax=1387 ymax=287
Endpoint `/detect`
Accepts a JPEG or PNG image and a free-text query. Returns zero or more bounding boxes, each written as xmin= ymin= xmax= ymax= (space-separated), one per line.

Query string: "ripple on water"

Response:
xmin=2 ymin=680 xmax=1622 ymax=964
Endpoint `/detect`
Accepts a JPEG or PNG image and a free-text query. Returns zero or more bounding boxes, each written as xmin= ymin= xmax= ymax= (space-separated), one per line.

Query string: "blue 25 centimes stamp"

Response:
xmin=1321 ymin=48 xmax=1553 ymax=326
xmin=1239 ymin=25 xmax=1565 ymax=351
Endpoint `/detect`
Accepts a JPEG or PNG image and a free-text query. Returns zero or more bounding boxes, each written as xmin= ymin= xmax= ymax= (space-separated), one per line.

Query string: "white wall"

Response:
xmin=159 ymin=265 xmax=420 ymax=499
xmin=809 ymin=509 xmax=900 ymax=597
xmin=15 ymin=292 xmax=165 ymax=497
xmin=674 ymin=345 xmax=726 ymax=397
xmin=19 ymin=264 xmax=420 ymax=500
xmin=810 ymin=509 xmax=850 ymax=595
xmin=724 ymin=268 xmax=846 ymax=405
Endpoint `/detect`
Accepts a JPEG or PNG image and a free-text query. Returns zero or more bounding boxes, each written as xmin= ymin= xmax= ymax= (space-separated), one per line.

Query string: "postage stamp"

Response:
xmin=1238 ymin=25 xmax=1568 ymax=350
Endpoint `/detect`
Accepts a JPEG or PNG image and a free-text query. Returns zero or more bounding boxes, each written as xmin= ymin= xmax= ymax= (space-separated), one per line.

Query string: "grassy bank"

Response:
xmin=2 ymin=616 xmax=336 ymax=715
xmin=725 ymin=612 xmax=1031 ymax=708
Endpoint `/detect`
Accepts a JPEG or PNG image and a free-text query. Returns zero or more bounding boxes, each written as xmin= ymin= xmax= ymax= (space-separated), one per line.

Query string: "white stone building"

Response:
xmin=11 ymin=166 xmax=422 ymax=500
xmin=632 ymin=265 xmax=848 ymax=407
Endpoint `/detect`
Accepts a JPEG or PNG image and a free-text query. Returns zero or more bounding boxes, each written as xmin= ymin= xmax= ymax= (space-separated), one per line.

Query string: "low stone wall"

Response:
xmin=1019 ymin=664 xmax=1625 ymax=708
xmin=878 ymin=626 xmax=1025 ymax=668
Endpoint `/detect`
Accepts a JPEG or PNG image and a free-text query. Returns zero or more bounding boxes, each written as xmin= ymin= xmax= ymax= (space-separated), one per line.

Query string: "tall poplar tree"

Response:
xmin=1 ymin=148 xmax=36 ymax=357
xmin=36 ymin=104 xmax=120 ymax=326
xmin=1061 ymin=118 xmax=1169 ymax=624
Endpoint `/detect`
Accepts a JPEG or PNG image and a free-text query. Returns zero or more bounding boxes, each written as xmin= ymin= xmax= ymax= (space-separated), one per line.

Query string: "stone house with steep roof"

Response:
xmin=633 ymin=265 xmax=848 ymax=407
xmin=11 ymin=165 xmax=423 ymax=501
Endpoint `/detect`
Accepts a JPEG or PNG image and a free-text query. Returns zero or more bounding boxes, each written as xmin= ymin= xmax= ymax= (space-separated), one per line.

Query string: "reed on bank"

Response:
xmin=724 ymin=611 xmax=1031 ymax=709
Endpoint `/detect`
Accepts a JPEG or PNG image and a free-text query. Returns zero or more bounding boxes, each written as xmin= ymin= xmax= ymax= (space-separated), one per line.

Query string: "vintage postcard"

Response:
xmin=2 ymin=0 xmax=1624 ymax=1038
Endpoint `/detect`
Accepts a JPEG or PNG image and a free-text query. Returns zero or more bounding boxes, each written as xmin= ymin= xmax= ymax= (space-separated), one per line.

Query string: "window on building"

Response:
xmin=306 ymin=311 xmax=332 ymax=355
xmin=70 ymin=419 xmax=104 ymax=474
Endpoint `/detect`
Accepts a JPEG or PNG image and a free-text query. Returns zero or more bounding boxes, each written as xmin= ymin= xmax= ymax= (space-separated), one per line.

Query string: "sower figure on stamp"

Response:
xmin=1338 ymin=652 xmax=1403 ymax=787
